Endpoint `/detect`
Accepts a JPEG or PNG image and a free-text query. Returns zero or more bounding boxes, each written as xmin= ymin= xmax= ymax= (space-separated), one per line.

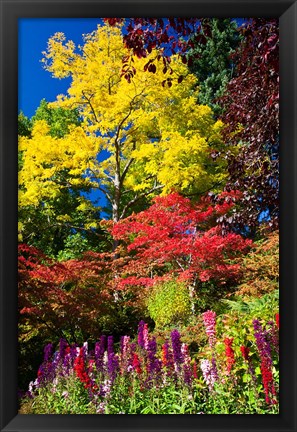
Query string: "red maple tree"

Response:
xmin=18 ymin=244 xmax=113 ymax=343
xmin=110 ymin=192 xmax=252 ymax=290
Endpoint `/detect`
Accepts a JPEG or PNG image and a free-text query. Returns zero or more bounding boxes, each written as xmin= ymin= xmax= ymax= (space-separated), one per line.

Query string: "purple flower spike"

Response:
xmin=138 ymin=321 xmax=146 ymax=349
xmin=95 ymin=335 xmax=106 ymax=373
xmin=120 ymin=336 xmax=125 ymax=355
xmin=70 ymin=344 xmax=77 ymax=366
xmin=253 ymin=320 xmax=272 ymax=365
xmin=59 ymin=338 xmax=68 ymax=362
xmin=107 ymin=336 xmax=118 ymax=381
xmin=107 ymin=336 xmax=114 ymax=356
xmin=43 ymin=343 xmax=53 ymax=363
xmin=171 ymin=329 xmax=183 ymax=371
xmin=267 ymin=323 xmax=279 ymax=356
xmin=182 ymin=343 xmax=192 ymax=387
xmin=147 ymin=337 xmax=158 ymax=374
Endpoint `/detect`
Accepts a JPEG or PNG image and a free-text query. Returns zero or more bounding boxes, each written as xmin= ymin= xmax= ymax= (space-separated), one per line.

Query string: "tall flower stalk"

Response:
xmin=253 ymin=319 xmax=276 ymax=404
xmin=200 ymin=359 xmax=218 ymax=391
xmin=202 ymin=311 xmax=216 ymax=348
xmin=202 ymin=310 xmax=218 ymax=380
xmin=171 ymin=329 xmax=183 ymax=372
xmin=23 ymin=316 xmax=279 ymax=414
xmin=95 ymin=335 xmax=106 ymax=373
xmin=224 ymin=337 xmax=235 ymax=374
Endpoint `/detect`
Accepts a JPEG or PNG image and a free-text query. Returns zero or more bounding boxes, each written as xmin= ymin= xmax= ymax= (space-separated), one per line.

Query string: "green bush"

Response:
xmin=147 ymin=280 xmax=192 ymax=329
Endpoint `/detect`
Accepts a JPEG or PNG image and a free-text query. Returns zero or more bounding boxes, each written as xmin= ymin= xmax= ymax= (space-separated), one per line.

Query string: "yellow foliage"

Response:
xmin=18 ymin=120 xmax=99 ymax=207
xmin=18 ymin=221 xmax=24 ymax=241
xmin=20 ymin=24 xmax=227 ymax=213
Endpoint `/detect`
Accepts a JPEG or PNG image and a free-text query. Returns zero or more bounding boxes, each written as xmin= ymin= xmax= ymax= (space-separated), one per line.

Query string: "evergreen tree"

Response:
xmin=188 ymin=18 xmax=242 ymax=117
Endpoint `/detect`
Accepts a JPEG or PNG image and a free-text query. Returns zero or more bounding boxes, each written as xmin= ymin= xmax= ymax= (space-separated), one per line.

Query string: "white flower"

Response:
xmin=96 ymin=401 xmax=106 ymax=414
xmin=200 ymin=359 xmax=217 ymax=391
xmin=28 ymin=381 xmax=34 ymax=393
xmin=102 ymin=379 xmax=111 ymax=395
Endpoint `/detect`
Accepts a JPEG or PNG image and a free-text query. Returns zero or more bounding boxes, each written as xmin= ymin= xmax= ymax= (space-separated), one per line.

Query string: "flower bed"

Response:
xmin=20 ymin=312 xmax=279 ymax=414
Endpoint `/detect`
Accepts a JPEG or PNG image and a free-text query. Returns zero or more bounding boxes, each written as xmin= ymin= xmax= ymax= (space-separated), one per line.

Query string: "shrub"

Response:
xmin=235 ymin=231 xmax=278 ymax=298
xmin=147 ymin=280 xmax=192 ymax=328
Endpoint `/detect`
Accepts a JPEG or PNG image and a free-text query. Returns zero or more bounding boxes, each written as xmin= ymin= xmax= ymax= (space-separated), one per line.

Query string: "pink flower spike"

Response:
xmin=202 ymin=310 xmax=217 ymax=348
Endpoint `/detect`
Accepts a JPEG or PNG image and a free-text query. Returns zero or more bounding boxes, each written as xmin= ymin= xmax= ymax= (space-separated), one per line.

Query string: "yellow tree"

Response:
xmin=20 ymin=24 xmax=226 ymax=226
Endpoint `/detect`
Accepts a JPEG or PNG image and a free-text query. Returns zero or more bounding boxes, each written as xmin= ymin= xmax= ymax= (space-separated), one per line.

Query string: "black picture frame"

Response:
xmin=0 ymin=1 xmax=296 ymax=431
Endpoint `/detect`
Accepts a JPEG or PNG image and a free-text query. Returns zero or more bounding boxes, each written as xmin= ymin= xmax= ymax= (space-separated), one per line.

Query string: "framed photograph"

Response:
xmin=0 ymin=0 xmax=296 ymax=431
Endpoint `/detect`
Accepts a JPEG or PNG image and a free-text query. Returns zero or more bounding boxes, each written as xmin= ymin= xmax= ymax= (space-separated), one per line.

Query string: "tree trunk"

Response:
xmin=112 ymin=173 xmax=121 ymax=253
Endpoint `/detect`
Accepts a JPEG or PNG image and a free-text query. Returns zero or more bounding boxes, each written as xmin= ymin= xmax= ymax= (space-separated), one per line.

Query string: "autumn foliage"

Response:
xmin=219 ymin=19 xmax=279 ymax=231
xmin=18 ymin=244 xmax=113 ymax=343
xmin=17 ymin=19 xmax=279 ymax=408
xmin=110 ymin=192 xmax=252 ymax=289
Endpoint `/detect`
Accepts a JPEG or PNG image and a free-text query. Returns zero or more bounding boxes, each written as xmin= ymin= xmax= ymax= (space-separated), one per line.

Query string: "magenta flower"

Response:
xmin=137 ymin=321 xmax=145 ymax=348
xmin=143 ymin=323 xmax=149 ymax=349
xmin=181 ymin=343 xmax=192 ymax=386
xmin=202 ymin=310 xmax=216 ymax=348
xmin=120 ymin=335 xmax=130 ymax=369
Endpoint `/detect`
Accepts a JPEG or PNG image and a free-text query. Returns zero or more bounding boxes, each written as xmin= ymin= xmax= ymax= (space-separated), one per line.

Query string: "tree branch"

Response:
xmin=184 ymin=181 xmax=224 ymax=198
xmin=120 ymin=157 xmax=135 ymax=185
xmin=82 ymin=91 xmax=99 ymax=123
xmin=120 ymin=184 xmax=163 ymax=219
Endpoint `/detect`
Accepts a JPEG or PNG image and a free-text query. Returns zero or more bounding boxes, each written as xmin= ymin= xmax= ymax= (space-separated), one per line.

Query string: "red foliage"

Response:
xmin=18 ymin=193 xmax=253 ymax=343
xmin=110 ymin=192 xmax=252 ymax=289
xmin=104 ymin=18 xmax=208 ymax=84
xmin=18 ymin=244 xmax=113 ymax=342
xmin=221 ymin=19 xmax=279 ymax=145
xmin=219 ymin=19 xmax=279 ymax=231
